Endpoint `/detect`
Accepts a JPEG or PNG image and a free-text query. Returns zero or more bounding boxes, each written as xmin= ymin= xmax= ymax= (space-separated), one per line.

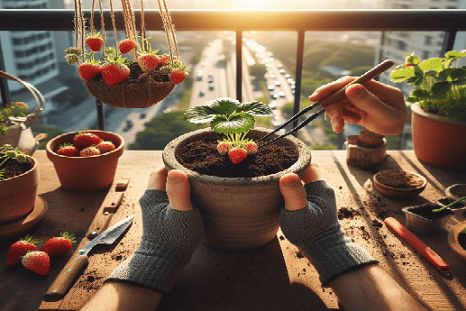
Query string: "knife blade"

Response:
xmin=44 ymin=215 xmax=134 ymax=301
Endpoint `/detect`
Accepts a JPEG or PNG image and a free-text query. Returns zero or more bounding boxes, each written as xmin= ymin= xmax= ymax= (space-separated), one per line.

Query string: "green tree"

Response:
xmin=129 ymin=111 xmax=205 ymax=150
xmin=249 ymin=64 xmax=267 ymax=81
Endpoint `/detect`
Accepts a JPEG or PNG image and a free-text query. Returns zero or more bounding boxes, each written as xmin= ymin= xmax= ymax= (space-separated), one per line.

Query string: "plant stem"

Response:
xmin=432 ymin=195 xmax=466 ymax=212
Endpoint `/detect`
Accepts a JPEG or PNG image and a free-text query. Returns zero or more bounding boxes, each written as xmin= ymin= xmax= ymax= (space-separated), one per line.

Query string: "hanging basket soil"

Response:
xmin=163 ymin=127 xmax=312 ymax=251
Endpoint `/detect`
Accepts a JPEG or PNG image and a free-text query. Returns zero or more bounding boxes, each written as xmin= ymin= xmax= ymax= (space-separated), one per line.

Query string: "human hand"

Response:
xmin=278 ymin=164 xmax=377 ymax=286
xmin=107 ymin=165 xmax=204 ymax=293
xmin=308 ymin=77 xmax=406 ymax=135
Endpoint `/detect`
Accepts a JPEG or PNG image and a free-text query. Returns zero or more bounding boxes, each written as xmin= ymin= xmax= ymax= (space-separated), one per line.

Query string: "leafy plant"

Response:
xmin=432 ymin=195 xmax=466 ymax=212
xmin=0 ymin=144 xmax=29 ymax=180
xmin=390 ymin=51 xmax=466 ymax=123
xmin=183 ymin=98 xmax=273 ymax=148
xmin=0 ymin=102 xmax=29 ymax=135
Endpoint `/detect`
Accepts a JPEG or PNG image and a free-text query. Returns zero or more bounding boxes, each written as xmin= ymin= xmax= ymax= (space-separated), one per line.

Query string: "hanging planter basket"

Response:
xmin=68 ymin=0 xmax=186 ymax=108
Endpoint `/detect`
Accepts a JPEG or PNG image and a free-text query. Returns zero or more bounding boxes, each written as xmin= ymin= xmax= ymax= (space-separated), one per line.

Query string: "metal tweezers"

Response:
xmin=258 ymin=59 xmax=395 ymax=146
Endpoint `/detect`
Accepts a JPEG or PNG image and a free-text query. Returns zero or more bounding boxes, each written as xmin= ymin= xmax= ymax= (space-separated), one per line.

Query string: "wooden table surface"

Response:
xmin=1 ymin=150 xmax=466 ymax=311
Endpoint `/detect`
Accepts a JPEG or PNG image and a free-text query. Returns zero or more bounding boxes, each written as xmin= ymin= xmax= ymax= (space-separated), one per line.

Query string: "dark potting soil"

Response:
xmin=407 ymin=203 xmax=453 ymax=221
xmin=175 ymin=133 xmax=299 ymax=177
xmin=91 ymin=62 xmax=170 ymax=84
xmin=438 ymin=197 xmax=465 ymax=210
xmin=376 ymin=169 xmax=424 ymax=189
xmin=459 ymin=232 xmax=466 ymax=252
xmin=1 ymin=158 xmax=33 ymax=179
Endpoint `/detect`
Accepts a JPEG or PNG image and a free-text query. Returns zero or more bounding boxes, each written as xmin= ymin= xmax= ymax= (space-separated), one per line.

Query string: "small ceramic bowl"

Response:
xmin=448 ymin=220 xmax=466 ymax=262
xmin=445 ymin=184 xmax=466 ymax=202
xmin=373 ymin=169 xmax=427 ymax=197
xmin=402 ymin=203 xmax=453 ymax=234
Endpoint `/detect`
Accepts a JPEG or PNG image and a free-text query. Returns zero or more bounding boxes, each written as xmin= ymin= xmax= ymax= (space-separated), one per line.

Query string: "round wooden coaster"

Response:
xmin=0 ymin=196 xmax=48 ymax=240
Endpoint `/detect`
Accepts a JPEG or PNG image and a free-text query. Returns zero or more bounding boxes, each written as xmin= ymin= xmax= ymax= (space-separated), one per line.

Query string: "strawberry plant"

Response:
xmin=0 ymin=144 xmax=29 ymax=180
xmin=0 ymin=102 xmax=28 ymax=135
xmin=390 ymin=50 xmax=466 ymax=122
xmin=184 ymin=98 xmax=273 ymax=164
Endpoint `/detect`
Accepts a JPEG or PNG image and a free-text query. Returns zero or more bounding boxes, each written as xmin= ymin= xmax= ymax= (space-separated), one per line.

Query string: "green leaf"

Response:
xmin=390 ymin=67 xmax=415 ymax=82
xmin=236 ymin=101 xmax=273 ymax=116
xmin=418 ymin=58 xmax=443 ymax=72
xmin=211 ymin=113 xmax=255 ymax=135
xmin=431 ymin=81 xmax=451 ymax=96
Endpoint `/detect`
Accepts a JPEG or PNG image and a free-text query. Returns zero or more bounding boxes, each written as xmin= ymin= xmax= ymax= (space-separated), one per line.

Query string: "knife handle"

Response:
xmin=44 ymin=254 xmax=89 ymax=301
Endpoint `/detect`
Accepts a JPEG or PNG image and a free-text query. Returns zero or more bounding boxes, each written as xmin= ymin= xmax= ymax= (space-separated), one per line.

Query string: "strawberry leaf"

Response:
xmin=211 ymin=113 xmax=255 ymax=135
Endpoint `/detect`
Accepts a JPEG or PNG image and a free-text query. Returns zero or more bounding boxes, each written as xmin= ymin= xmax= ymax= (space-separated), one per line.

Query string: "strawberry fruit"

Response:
xmin=244 ymin=141 xmax=258 ymax=155
xmin=96 ymin=141 xmax=116 ymax=153
xmin=78 ymin=63 xmax=101 ymax=81
xmin=119 ymin=39 xmax=137 ymax=54
xmin=137 ymin=54 xmax=160 ymax=72
xmin=56 ymin=143 xmax=79 ymax=157
xmin=101 ymin=62 xmax=130 ymax=86
xmin=6 ymin=236 xmax=40 ymax=266
xmin=170 ymin=68 xmax=188 ymax=84
xmin=41 ymin=232 xmax=76 ymax=257
xmin=85 ymin=34 xmax=103 ymax=52
xmin=80 ymin=146 xmax=101 ymax=157
xmin=160 ymin=55 xmax=178 ymax=67
xmin=228 ymin=147 xmax=248 ymax=164
xmin=22 ymin=251 xmax=51 ymax=275
xmin=217 ymin=141 xmax=232 ymax=155
xmin=74 ymin=132 xmax=103 ymax=149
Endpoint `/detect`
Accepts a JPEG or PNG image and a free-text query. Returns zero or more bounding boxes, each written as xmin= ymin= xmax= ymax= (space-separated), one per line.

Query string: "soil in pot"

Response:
xmin=376 ymin=169 xmax=425 ymax=189
xmin=175 ymin=133 xmax=298 ymax=177
xmin=1 ymin=158 xmax=33 ymax=179
xmin=438 ymin=197 xmax=465 ymax=210
xmin=406 ymin=203 xmax=453 ymax=221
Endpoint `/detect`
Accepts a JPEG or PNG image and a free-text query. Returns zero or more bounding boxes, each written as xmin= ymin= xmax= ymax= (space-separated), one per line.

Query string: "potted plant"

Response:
xmin=65 ymin=0 xmax=187 ymax=108
xmin=448 ymin=220 xmax=466 ymax=262
xmin=390 ymin=51 xmax=466 ymax=169
xmin=0 ymin=144 xmax=39 ymax=224
xmin=45 ymin=130 xmax=125 ymax=192
xmin=162 ymin=98 xmax=312 ymax=250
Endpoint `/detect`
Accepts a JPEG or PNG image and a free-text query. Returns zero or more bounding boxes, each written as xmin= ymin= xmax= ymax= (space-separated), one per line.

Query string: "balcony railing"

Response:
xmin=1 ymin=9 xmax=466 ymax=130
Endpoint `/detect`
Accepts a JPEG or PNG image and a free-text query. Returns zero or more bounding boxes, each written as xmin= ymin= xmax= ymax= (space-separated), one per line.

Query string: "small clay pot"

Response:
xmin=374 ymin=169 xmax=427 ymax=197
xmin=0 ymin=156 xmax=39 ymax=224
xmin=163 ymin=127 xmax=311 ymax=250
xmin=46 ymin=130 xmax=124 ymax=192
xmin=402 ymin=203 xmax=453 ymax=234
xmin=448 ymin=220 xmax=466 ymax=262
xmin=445 ymin=184 xmax=466 ymax=202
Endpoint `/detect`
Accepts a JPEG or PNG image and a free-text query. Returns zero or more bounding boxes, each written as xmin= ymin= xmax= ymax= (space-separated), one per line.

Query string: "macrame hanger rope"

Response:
xmin=157 ymin=0 xmax=179 ymax=61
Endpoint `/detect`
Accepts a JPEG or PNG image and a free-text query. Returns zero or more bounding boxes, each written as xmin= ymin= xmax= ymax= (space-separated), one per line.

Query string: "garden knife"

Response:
xmin=44 ymin=215 xmax=134 ymax=301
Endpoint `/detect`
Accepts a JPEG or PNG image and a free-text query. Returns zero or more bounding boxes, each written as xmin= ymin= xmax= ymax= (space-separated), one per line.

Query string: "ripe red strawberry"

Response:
xmin=119 ymin=39 xmax=137 ymax=54
xmin=244 ymin=141 xmax=258 ymax=155
xmin=80 ymin=146 xmax=101 ymax=157
xmin=170 ymin=68 xmax=188 ymax=84
xmin=228 ymin=147 xmax=248 ymax=164
xmin=137 ymin=54 xmax=160 ymax=72
xmin=217 ymin=141 xmax=232 ymax=155
xmin=56 ymin=143 xmax=79 ymax=157
xmin=101 ymin=62 xmax=130 ymax=86
xmin=21 ymin=251 xmax=51 ymax=276
xmin=160 ymin=55 xmax=178 ymax=67
xmin=74 ymin=132 xmax=103 ymax=149
xmin=78 ymin=63 xmax=101 ymax=80
xmin=96 ymin=141 xmax=116 ymax=153
xmin=41 ymin=232 xmax=76 ymax=257
xmin=6 ymin=236 xmax=40 ymax=266
xmin=85 ymin=34 xmax=103 ymax=52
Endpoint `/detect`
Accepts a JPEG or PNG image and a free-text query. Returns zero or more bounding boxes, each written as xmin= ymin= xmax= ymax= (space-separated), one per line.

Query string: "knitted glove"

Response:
xmin=107 ymin=189 xmax=204 ymax=293
xmin=279 ymin=180 xmax=378 ymax=286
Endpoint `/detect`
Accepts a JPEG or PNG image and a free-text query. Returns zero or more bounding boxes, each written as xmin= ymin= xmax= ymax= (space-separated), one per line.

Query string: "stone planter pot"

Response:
xmin=162 ymin=127 xmax=311 ymax=251
xmin=0 ymin=156 xmax=39 ymax=224
xmin=402 ymin=202 xmax=453 ymax=235
xmin=411 ymin=103 xmax=466 ymax=169
xmin=46 ymin=130 xmax=124 ymax=192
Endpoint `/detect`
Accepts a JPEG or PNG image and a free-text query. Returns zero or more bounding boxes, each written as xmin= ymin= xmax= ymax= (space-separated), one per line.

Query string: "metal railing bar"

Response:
xmin=441 ymin=30 xmax=457 ymax=55
xmin=1 ymin=10 xmax=466 ymax=32
xmin=293 ymin=30 xmax=305 ymax=131
xmin=236 ymin=30 xmax=242 ymax=102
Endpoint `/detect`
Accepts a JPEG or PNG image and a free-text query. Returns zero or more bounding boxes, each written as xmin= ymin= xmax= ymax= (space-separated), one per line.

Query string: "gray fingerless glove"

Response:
xmin=280 ymin=180 xmax=378 ymax=286
xmin=107 ymin=189 xmax=204 ymax=293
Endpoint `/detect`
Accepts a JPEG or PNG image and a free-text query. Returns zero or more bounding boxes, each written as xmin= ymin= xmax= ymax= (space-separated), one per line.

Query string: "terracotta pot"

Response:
xmin=0 ymin=156 xmax=39 ymax=224
xmin=162 ymin=127 xmax=312 ymax=251
xmin=411 ymin=103 xmax=466 ymax=169
xmin=448 ymin=220 xmax=466 ymax=261
xmin=46 ymin=130 xmax=124 ymax=192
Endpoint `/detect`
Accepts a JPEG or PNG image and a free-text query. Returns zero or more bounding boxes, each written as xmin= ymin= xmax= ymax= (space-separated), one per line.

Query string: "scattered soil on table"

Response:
xmin=338 ymin=207 xmax=361 ymax=220
xmin=407 ymin=203 xmax=453 ymax=221
xmin=175 ymin=133 xmax=299 ymax=177
xmin=459 ymin=232 xmax=466 ymax=252
xmin=375 ymin=169 xmax=425 ymax=189
xmin=0 ymin=158 xmax=33 ymax=179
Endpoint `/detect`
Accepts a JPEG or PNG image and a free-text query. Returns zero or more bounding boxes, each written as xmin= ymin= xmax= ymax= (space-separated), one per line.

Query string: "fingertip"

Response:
xmin=279 ymin=173 xmax=308 ymax=211
xmin=167 ymin=170 xmax=193 ymax=212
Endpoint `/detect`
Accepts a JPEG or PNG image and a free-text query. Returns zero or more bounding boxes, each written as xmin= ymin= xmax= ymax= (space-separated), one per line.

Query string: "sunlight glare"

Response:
xmin=234 ymin=0 xmax=276 ymax=6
